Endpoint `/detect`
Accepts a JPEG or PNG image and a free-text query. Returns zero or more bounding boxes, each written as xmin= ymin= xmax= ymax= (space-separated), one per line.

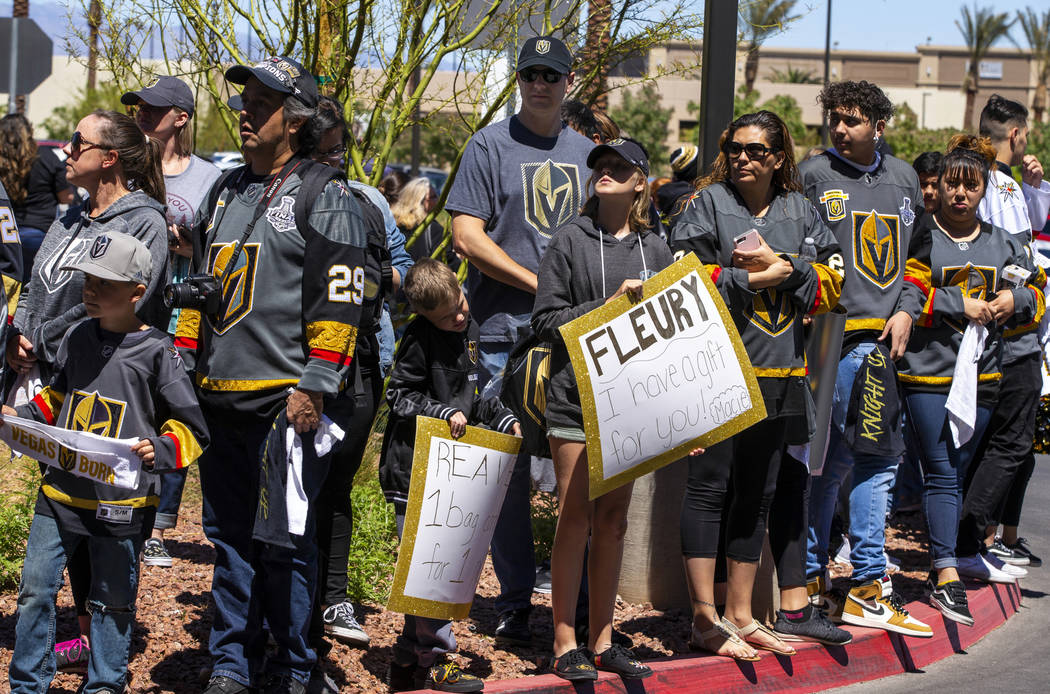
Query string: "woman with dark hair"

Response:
xmin=5 ymin=109 xmax=170 ymax=675
xmin=0 ymin=114 xmax=75 ymax=280
xmin=898 ymin=142 xmax=1043 ymax=626
xmin=533 ymin=138 xmax=671 ymax=681
xmin=380 ymin=169 xmax=410 ymax=206
xmin=671 ymin=111 xmax=850 ymax=658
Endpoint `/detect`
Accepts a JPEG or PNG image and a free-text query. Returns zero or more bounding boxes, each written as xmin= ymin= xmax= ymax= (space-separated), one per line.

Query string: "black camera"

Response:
xmin=163 ymin=274 xmax=222 ymax=315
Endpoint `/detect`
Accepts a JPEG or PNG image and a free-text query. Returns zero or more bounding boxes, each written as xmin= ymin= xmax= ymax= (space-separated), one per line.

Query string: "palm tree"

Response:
xmin=957 ymin=5 xmax=1015 ymax=131
xmin=739 ymin=0 xmax=800 ymax=94
xmin=1017 ymin=8 xmax=1050 ymax=123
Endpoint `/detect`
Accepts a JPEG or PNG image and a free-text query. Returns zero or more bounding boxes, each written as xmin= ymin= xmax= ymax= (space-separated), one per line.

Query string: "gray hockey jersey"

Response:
xmin=897 ymin=216 xmax=1045 ymax=392
xmin=799 ymin=151 xmax=923 ymax=344
xmin=18 ymin=320 xmax=210 ymax=536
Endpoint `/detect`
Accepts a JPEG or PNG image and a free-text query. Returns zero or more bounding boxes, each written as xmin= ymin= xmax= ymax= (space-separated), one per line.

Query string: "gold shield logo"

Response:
xmin=521 ymin=160 xmax=581 ymax=239
xmin=748 ymin=289 xmax=796 ymax=337
xmin=468 ymin=341 xmax=479 ymax=365
xmin=59 ymin=446 xmax=76 ymax=471
xmin=65 ymin=390 xmax=127 ymax=438
xmin=852 ymin=210 xmax=900 ymax=288
xmin=942 ymin=264 xmax=998 ymax=333
xmin=207 ymin=242 xmax=261 ymax=334
xmin=818 ymin=189 xmax=850 ymax=222
xmin=536 ymin=40 xmax=551 ymax=54
xmin=523 ymin=345 xmax=552 ymax=426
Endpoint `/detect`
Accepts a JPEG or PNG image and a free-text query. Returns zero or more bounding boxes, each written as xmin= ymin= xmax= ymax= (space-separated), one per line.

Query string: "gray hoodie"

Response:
xmin=532 ymin=215 xmax=674 ymax=429
xmin=14 ymin=190 xmax=170 ymax=366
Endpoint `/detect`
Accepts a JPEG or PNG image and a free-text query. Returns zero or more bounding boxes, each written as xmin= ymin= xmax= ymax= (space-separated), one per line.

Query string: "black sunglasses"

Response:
xmin=69 ymin=131 xmax=107 ymax=155
xmin=726 ymin=141 xmax=777 ymax=160
xmin=518 ymin=68 xmax=565 ymax=84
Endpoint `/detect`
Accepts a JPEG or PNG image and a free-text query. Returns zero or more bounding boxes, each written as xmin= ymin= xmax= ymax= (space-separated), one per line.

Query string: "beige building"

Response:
xmin=605 ymin=41 xmax=1043 ymax=152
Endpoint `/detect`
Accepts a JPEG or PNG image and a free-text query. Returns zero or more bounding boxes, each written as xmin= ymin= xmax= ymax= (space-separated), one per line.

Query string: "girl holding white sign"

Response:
xmin=670 ymin=111 xmax=851 ymax=656
xmin=533 ymin=138 xmax=673 ymax=681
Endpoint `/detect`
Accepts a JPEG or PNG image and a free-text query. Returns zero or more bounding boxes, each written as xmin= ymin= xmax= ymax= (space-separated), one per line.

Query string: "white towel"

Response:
xmin=286 ymin=416 xmax=346 ymax=536
xmin=946 ymin=322 xmax=987 ymax=447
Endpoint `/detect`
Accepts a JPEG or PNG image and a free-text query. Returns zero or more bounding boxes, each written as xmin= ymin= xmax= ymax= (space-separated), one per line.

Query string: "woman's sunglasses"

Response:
xmin=518 ymin=68 xmax=565 ymax=84
xmin=726 ymin=141 xmax=777 ymax=160
xmin=69 ymin=131 xmax=106 ymax=155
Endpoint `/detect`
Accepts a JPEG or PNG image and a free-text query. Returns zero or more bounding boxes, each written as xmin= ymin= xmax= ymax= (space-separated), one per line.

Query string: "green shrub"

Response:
xmin=346 ymin=463 xmax=398 ymax=605
xmin=531 ymin=489 xmax=558 ymax=565
xmin=0 ymin=456 xmax=40 ymax=590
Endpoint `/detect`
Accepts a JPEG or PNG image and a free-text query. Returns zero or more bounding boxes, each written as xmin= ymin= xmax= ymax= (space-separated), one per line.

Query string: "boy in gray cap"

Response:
xmin=6 ymin=231 xmax=209 ymax=694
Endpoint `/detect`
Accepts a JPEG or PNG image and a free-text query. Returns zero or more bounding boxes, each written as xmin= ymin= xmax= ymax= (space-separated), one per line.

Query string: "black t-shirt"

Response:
xmin=14 ymin=146 xmax=70 ymax=231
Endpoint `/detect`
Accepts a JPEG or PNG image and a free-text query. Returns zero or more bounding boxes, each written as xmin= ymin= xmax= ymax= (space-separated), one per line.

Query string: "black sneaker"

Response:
xmin=1006 ymin=538 xmax=1042 ymax=567
xmin=592 ymin=644 xmax=652 ymax=679
xmin=928 ymin=579 xmax=974 ymax=627
xmin=261 ymin=673 xmax=307 ymax=694
xmin=575 ymin=621 xmax=634 ymax=649
xmin=423 ymin=660 xmax=484 ymax=692
xmin=552 ymin=646 xmax=597 ymax=681
xmin=534 ymin=566 xmax=552 ymax=595
xmin=494 ymin=608 xmax=532 ymax=647
xmin=773 ymin=605 xmax=852 ymax=645
xmin=386 ymin=662 xmax=417 ymax=693
xmin=203 ymin=676 xmax=252 ymax=694
xmin=55 ymin=636 xmax=89 ymax=674
xmin=142 ymin=537 xmax=173 ymax=567
xmin=322 ymin=601 xmax=370 ymax=646
xmin=988 ymin=539 xmax=1030 ymax=566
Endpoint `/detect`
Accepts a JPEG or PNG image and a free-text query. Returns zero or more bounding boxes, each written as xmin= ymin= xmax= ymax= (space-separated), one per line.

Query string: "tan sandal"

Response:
xmin=688 ymin=623 xmax=761 ymax=662
xmin=723 ymin=617 xmax=797 ymax=656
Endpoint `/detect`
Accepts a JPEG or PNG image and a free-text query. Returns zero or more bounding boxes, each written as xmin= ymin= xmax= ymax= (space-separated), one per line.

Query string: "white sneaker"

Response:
xmin=876 ymin=573 xmax=893 ymax=598
xmin=985 ymin=552 xmax=1028 ymax=578
xmin=884 ymin=552 xmax=901 ymax=573
xmin=834 ymin=536 xmax=852 ymax=564
xmin=957 ymin=553 xmax=1016 ymax=584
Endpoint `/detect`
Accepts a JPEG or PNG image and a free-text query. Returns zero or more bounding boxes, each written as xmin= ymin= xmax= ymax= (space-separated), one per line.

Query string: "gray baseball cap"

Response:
xmin=225 ymin=56 xmax=319 ymax=107
xmin=63 ymin=232 xmax=152 ymax=285
xmin=121 ymin=76 xmax=196 ymax=116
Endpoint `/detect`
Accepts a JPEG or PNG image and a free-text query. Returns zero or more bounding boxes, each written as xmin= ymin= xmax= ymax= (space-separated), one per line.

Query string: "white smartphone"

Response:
xmin=734 ymin=229 xmax=761 ymax=252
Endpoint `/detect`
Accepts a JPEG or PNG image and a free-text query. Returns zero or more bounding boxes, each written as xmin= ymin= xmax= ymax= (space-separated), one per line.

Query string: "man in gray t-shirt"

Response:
xmin=447 ymin=35 xmax=593 ymax=642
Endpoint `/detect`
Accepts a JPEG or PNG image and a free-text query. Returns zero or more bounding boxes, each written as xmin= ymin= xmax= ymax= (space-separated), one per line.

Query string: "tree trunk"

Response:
xmin=580 ymin=0 xmax=612 ymax=109
xmin=963 ymin=69 xmax=979 ymax=132
xmin=1034 ymin=81 xmax=1047 ymax=125
xmin=744 ymin=43 xmax=759 ymax=94
xmin=87 ymin=0 xmax=101 ymax=91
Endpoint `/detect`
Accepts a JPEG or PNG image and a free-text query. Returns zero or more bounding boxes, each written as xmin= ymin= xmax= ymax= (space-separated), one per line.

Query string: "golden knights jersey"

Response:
xmin=670 ymin=183 xmax=844 ymax=378
xmin=18 ymin=320 xmax=209 ymax=536
xmin=175 ymin=162 xmax=368 ymax=415
xmin=0 ymin=179 xmax=22 ymax=322
xmin=800 ymin=151 xmax=923 ymax=339
xmin=897 ymin=216 xmax=1046 ymax=391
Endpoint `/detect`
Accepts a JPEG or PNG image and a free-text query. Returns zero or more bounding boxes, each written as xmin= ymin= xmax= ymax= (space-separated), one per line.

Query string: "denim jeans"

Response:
xmin=478 ymin=313 xmax=536 ymax=616
xmin=155 ymin=468 xmax=189 ymax=530
xmin=378 ymin=304 xmax=396 ymax=376
xmin=9 ymin=512 xmax=142 ymax=694
xmin=200 ymin=413 xmax=332 ymax=687
xmin=806 ymin=343 xmax=900 ymax=583
xmin=905 ymin=391 xmax=992 ymax=570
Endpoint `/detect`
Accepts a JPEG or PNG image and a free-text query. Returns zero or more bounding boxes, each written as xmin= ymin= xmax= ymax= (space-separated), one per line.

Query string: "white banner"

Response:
xmin=0 ymin=414 xmax=142 ymax=489
xmin=387 ymin=416 xmax=521 ymax=620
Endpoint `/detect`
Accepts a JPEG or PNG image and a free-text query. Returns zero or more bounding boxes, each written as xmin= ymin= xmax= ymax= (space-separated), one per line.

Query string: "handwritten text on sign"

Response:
xmin=561 ymin=254 xmax=766 ymax=498
xmin=387 ymin=417 xmax=522 ymax=620
xmin=0 ymin=414 xmax=142 ymax=489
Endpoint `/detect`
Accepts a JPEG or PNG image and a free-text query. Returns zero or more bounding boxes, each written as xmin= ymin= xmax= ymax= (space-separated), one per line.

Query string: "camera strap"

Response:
xmin=211 ymin=157 xmax=306 ymax=292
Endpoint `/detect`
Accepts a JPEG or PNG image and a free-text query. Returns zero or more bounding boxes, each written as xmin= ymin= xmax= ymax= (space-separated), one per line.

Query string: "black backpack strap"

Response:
xmin=194 ymin=165 xmax=242 ymax=270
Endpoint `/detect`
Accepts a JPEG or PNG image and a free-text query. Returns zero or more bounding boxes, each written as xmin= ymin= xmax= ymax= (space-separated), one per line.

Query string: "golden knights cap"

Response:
xmin=225 ymin=56 xmax=319 ymax=108
xmin=63 ymin=232 xmax=152 ymax=285
xmin=517 ymin=36 xmax=573 ymax=74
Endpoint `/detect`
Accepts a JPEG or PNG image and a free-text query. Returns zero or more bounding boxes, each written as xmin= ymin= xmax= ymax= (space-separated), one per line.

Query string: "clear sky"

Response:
xmin=761 ymin=0 xmax=1040 ymax=53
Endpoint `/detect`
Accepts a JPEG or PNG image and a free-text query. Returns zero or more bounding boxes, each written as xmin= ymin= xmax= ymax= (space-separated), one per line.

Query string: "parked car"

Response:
xmin=210 ymin=151 xmax=245 ymax=170
xmin=387 ymin=164 xmax=449 ymax=194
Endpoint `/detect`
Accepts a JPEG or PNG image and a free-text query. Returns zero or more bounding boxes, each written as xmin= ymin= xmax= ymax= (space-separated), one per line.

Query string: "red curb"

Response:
xmin=406 ymin=581 xmax=1022 ymax=693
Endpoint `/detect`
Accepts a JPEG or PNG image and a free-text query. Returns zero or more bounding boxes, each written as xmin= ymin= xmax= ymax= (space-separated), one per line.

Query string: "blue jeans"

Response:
xmin=200 ymin=414 xmax=331 ymax=687
xmin=806 ymin=343 xmax=900 ymax=583
xmin=478 ymin=313 xmax=536 ymax=616
xmin=9 ymin=513 xmax=142 ymax=694
xmin=155 ymin=468 xmax=189 ymax=530
xmin=19 ymin=226 xmax=44 ymax=283
xmin=905 ymin=392 xmax=992 ymax=570
xmin=378 ymin=304 xmax=396 ymax=376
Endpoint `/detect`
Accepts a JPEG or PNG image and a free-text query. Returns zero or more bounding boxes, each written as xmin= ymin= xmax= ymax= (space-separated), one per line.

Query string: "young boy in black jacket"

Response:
xmin=381 ymin=258 xmax=519 ymax=693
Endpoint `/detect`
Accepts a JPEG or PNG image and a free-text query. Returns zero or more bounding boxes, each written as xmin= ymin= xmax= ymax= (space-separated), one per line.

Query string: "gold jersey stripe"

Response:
xmin=175 ymin=308 xmax=202 ymax=341
xmin=195 ymin=375 xmax=300 ymax=391
xmin=306 ymin=321 xmax=358 ymax=354
xmin=898 ymin=373 xmax=1001 ymax=385
xmin=845 ymin=318 xmax=887 ymax=332
xmin=42 ymin=484 xmax=159 ymax=510
xmin=160 ymin=419 xmax=205 ymax=468
xmin=754 ymin=366 xmax=808 ymax=378
xmin=3 ymin=275 xmax=21 ymax=317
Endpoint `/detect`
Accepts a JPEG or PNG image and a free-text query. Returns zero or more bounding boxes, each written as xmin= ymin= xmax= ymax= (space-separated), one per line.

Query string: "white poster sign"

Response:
xmin=560 ymin=254 xmax=766 ymax=498
xmin=0 ymin=414 xmax=142 ymax=489
xmin=387 ymin=416 xmax=522 ymax=620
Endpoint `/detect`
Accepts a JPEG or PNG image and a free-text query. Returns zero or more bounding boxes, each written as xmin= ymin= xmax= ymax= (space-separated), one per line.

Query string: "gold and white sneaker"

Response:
xmin=841 ymin=578 xmax=933 ymax=638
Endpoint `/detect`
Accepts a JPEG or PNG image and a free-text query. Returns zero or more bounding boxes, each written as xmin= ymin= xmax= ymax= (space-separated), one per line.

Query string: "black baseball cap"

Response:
xmin=517 ymin=36 xmax=573 ymax=74
xmin=587 ymin=137 xmax=650 ymax=177
xmin=120 ymin=76 xmax=195 ymax=116
xmin=225 ymin=56 xmax=319 ymax=107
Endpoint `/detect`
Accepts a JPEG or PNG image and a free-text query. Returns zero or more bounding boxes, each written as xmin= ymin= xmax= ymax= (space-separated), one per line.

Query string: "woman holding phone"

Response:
xmin=670 ymin=111 xmax=850 ymax=659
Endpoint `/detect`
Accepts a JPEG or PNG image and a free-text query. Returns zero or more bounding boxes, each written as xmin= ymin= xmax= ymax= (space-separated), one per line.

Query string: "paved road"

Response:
xmin=831 ymin=455 xmax=1050 ymax=693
